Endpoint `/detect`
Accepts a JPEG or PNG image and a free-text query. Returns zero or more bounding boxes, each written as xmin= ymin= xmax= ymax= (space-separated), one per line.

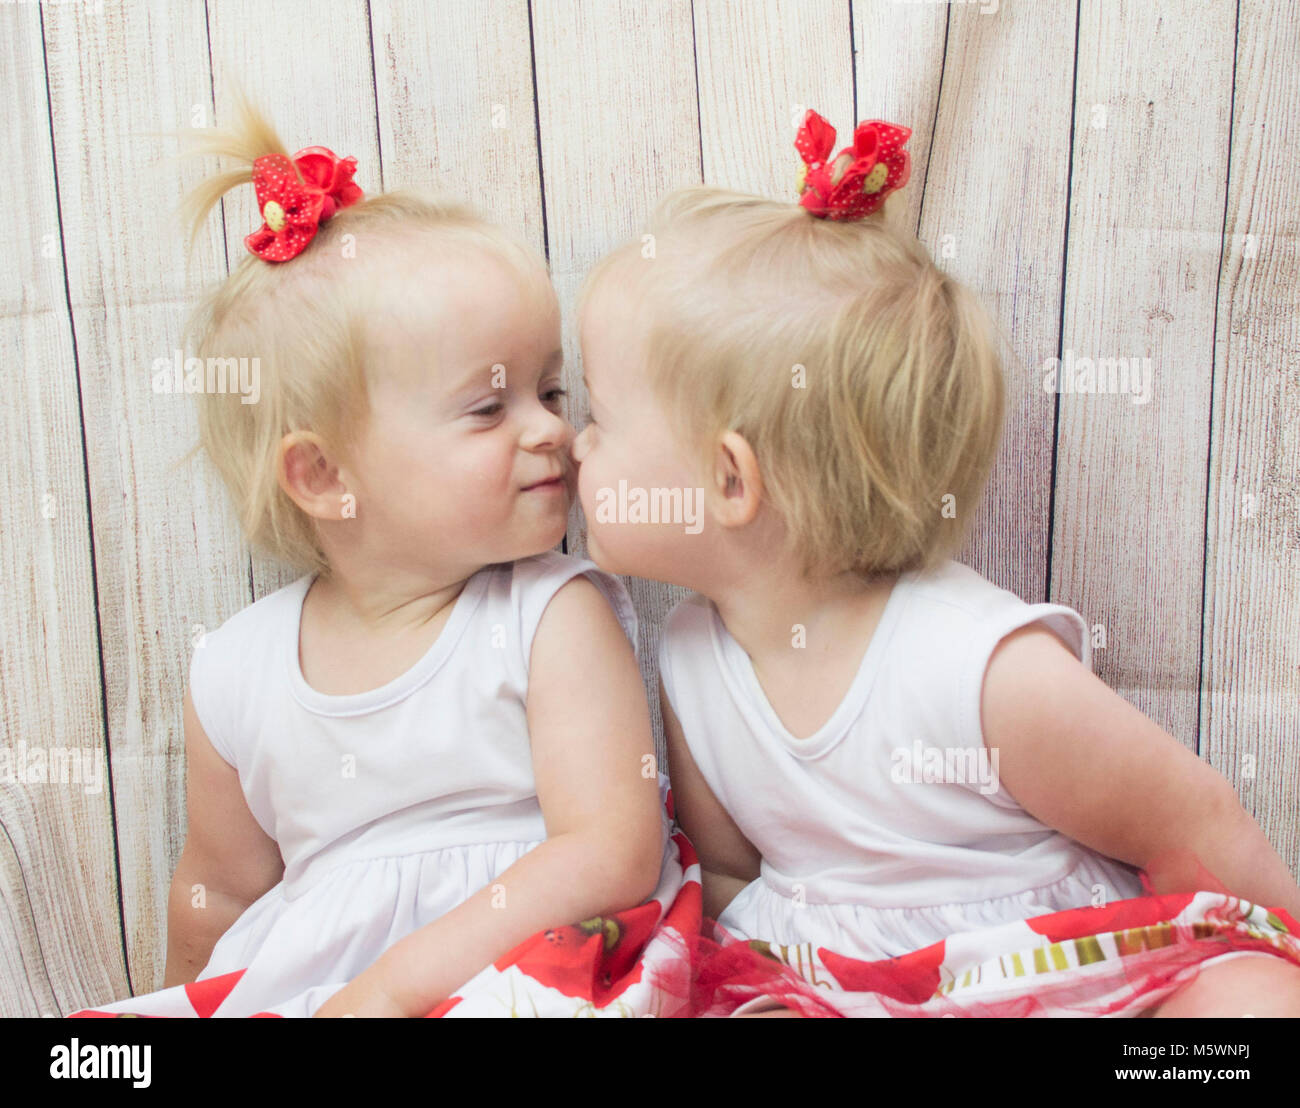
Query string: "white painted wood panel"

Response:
xmin=0 ymin=0 xmax=123 ymax=1019
xmin=905 ymin=2 xmax=1078 ymax=605
xmin=2 ymin=0 xmax=1297 ymax=1016
xmin=38 ymin=0 xmax=254 ymax=1003
xmin=1202 ymin=0 xmax=1300 ymax=869
xmin=1051 ymin=0 xmax=1235 ymax=743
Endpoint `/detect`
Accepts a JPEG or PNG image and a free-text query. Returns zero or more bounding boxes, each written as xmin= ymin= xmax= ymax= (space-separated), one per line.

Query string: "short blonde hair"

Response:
xmin=176 ymin=90 xmax=549 ymax=577
xmin=580 ymin=187 xmax=1006 ymax=579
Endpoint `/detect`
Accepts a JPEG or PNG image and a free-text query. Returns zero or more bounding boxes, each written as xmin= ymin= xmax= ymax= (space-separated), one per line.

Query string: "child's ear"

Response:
xmin=708 ymin=430 xmax=763 ymax=528
xmin=278 ymin=431 xmax=352 ymax=520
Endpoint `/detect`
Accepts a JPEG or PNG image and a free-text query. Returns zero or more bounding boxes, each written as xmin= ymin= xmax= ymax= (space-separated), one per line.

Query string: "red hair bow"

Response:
xmin=245 ymin=146 xmax=364 ymax=262
xmin=795 ymin=109 xmax=911 ymax=221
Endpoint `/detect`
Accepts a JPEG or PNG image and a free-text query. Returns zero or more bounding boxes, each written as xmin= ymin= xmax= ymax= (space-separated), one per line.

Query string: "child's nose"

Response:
xmin=523 ymin=405 xmax=573 ymax=452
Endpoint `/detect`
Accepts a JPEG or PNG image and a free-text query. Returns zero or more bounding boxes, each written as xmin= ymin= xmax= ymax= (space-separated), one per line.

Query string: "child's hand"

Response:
xmin=312 ymin=972 xmax=414 ymax=1018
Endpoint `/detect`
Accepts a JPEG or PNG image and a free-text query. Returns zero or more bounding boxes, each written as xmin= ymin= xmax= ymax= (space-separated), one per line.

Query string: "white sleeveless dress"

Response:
xmin=69 ymin=551 xmax=703 ymax=1018
xmin=660 ymin=559 xmax=1300 ymax=1017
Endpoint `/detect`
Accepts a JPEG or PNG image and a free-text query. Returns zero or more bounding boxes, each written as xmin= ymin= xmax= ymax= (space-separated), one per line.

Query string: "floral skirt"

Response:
xmin=68 ymin=781 xmax=705 ymax=1019
xmin=674 ymin=856 xmax=1300 ymax=1017
xmin=65 ymin=822 xmax=1300 ymax=1018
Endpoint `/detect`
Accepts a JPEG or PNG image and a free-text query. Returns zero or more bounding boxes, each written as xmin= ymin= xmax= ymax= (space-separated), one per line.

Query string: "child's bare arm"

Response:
xmin=343 ymin=576 xmax=665 ymax=1017
xmin=981 ymin=624 xmax=1300 ymax=918
xmin=660 ymin=677 xmax=761 ymax=920
xmin=163 ymin=689 xmax=284 ymax=987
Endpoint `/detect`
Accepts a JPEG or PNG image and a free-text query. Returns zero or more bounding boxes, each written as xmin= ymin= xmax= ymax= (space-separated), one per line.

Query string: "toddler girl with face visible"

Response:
xmin=68 ymin=91 xmax=702 ymax=1019
xmin=570 ymin=111 xmax=1300 ymax=1018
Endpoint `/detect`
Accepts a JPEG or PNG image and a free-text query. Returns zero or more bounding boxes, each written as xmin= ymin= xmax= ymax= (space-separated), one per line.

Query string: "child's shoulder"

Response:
xmin=189 ymin=573 xmax=309 ymax=697
xmin=198 ymin=573 xmax=311 ymax=652
xmin=657 ymin=561 xmax=1085 ymax=665
xmin=658 ymin=562 xmax=1019 ymax=645
xmin=903 ymin=559 xmax=1090 ymax=667
xmin=505 ymin=550 xmax=638 ymax=656
xmin=506 ymin=549 xmax=593 ymax=591
xmin=187 ymin=574 xmax=311 ymax=765
xmin=903 ymin=558 xmax=1032 ymax=624
xmin=660 ymin=590 xmax=715 ymax=647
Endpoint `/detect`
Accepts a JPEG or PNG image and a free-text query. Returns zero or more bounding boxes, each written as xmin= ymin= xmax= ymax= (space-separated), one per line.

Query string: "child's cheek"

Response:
xmin=575 ymin=448 xmax=630 ymax=568
xmin=576 ymin=448 xmax=600 ymax=520
xmin=576 ymin=464 xmax=613 ymax=566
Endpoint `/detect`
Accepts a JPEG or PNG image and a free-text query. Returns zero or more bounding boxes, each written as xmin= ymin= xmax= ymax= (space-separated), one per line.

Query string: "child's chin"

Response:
xmin=503 ymin=519 xmax=570 ymax=561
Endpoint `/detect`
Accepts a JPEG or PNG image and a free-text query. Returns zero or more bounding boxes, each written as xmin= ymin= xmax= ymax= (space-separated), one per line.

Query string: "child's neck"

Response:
xmin=703 ymin=551 xmax=901 ymax=740
xmin=298 ymin=562 xmax=477 ymax=698
xmin=311 ymin=560 xmax=473 ymax=638
xmin=711 ymin=560 xmax=896 ymax=664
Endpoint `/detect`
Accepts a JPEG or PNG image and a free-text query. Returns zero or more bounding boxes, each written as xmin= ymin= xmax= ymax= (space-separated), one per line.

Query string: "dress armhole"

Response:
xmin=958 ymin=603 xmax=1091 ymax=809
xmin=517 ymin=553 xmax=640 ymax=678
xmin=656 ymin=620 xmax=678 ymax=715
xmin=188 ymin=628 xmax=238 ymax=770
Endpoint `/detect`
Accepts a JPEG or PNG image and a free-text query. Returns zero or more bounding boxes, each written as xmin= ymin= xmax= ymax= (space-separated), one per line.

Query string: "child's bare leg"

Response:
xmin=1145 ymin=953 xmax=1300 ymax=1016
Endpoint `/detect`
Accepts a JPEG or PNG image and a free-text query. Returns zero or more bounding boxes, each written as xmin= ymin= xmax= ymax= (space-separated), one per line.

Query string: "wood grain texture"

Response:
xmin=694 ymin=0 xmax=852 ymax=196
xmin=1051 ymin=0 xmax=1235 ymax=742
xmin=39 ymin=0 xmax=251 ymax=1002
xmin=1201 ymin=0 xmax=1300 ymax=867
xmin=4 ymin=0 xmax=1299 ymax=1017
xmin=899 ymin=1 xmax=1078 ymax=605
xmin=532 ymin=0 xmax=702 ymax=759
xmin=0 ymin=0 xmax=123 ymax=1018
xmin=370 ymin=0 xmax=545 ymax=252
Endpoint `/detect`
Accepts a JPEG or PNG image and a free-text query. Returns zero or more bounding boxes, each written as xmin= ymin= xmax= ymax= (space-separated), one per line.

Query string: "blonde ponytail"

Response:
xmin=175 ymin=84 xmax=293 ymax=261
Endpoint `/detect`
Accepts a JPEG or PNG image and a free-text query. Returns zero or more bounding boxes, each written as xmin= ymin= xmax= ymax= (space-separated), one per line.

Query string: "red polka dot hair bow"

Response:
xmin=244 ymin=146 xmax=364 ymax=262
xmin=795 ymin=109 xmax=911 ymax=221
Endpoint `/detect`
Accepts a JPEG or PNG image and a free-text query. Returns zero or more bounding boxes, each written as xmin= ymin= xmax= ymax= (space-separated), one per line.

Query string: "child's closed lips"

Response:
xmin=520 ymin=468 xmax=566 ymax=493
xmin=522 ymin=450 xmax=579 ymax=495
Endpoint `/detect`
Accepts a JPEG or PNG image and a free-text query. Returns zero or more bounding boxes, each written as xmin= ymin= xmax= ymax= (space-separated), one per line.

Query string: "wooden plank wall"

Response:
xmin=1 ymin=0 xmax=1295 ymax=1016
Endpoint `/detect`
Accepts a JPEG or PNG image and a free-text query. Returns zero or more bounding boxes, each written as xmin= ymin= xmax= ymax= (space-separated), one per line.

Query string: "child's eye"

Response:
xmin=471 ymin=402 xmax=504 ymax=418
xmin=542 ymin=387 xmax=567 ymax=404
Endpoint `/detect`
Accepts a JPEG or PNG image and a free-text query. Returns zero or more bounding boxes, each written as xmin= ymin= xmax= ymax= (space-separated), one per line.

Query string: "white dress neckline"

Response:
xmin=705 ymin=571 xmax=914 ymax=760
xmin=285 ymin=567 xmax=494 ymax=717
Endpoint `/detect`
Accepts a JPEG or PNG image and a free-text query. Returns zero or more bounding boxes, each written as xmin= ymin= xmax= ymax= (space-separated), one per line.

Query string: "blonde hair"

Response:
xmin=175 ymin=88 xmax=549 ymax=578
xmin=579 ymin=187 xmax=1006 ymax=580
